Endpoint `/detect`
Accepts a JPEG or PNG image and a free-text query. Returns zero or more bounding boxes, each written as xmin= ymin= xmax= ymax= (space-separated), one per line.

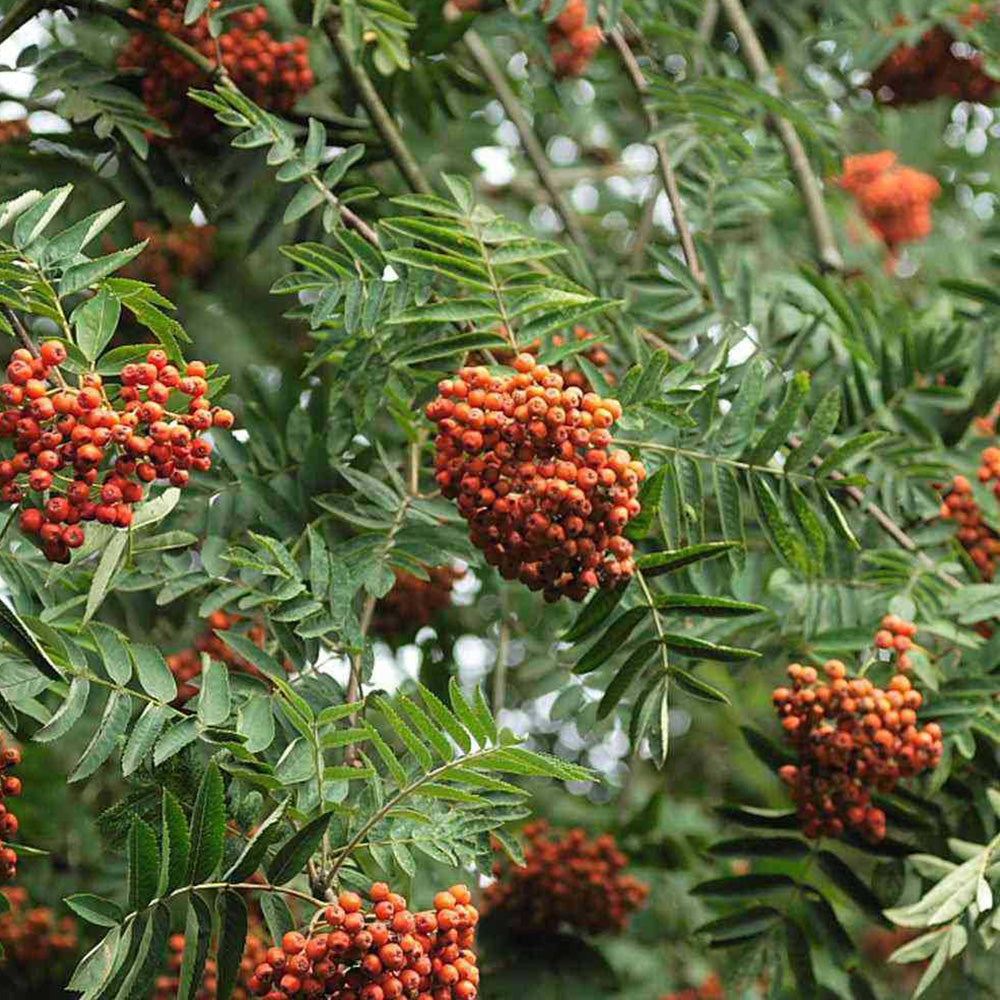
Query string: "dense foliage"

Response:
xmin=1 ymin=0 xmax=1000 ymax=997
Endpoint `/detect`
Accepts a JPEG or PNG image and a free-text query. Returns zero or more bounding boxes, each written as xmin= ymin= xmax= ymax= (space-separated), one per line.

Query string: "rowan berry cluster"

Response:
xmin=425 ymin=354 xmax=646 ymax=602
xmin=939 ymin=469 xmax=1000 ymax=580
xmin=248 ymin=882 xmax=480 ymax=999
xmin=482 ymin=822 xmax=649 ymax=935
xmin=167 ymin=611 xmax=270 ymax=704
xmin=118 ymin=0 xmax=315 ymax=142
xmin=837 ymin=151 xmax=941 ymax=252
xmin=544 ymin=0 xmax=602 ymax=77
xmin=0 ymin=119 xmax=29 ymax=145
xmin=118 ymin=221 xmax=217 ymax=296
xmin=0 ymin=342 xmax=233 ymax=563
xmin=476 ymin=326 xmax=612 ymax=383
xmin=156 ymin=919 xmax=269 ymax=1000
xmin=868 ymin=7 xmax=997 ymax=106
xmin=0 ymin=888 xmax=79 ymax=971
xmin=0 ymin=735 xmax=22 ymax=882
xmin=660 ymin=975 xmax=725 ymax=1000
xmin=372 ymin=566 xmax=466 ymax=638
xmin=772 ymin=652 xmax=943 ymax=842
xmin=873 ymin=613 xmax=918 ymax=673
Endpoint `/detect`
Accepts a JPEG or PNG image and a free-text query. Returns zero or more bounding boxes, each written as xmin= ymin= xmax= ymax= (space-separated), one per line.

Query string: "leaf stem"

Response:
xmin=323 ymin=19 xmax=433 ymax=196
xmin=716 ymin=0 xmax=843 ymax=273
xmin=463 ymin=28 xmax=590 ymax=257
xmin=601 ymin=13 xmax=703 ymax=283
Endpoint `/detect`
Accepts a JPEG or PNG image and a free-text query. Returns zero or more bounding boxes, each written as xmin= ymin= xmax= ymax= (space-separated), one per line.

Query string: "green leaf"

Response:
xmin=449 ymin=677 xmax=489 ymax=745
xmin=713 ymin=464 xmax=745 ymax=569
xmin=60 ymin=243 xmax=148 ymax=297
xmin=259 ymin=893 xmax=295 ymax=945
xmin=215 ymin=891 xmax=248 ymax=1000
xmin=121 ymin=703 xmax=171 ymax=777
xmin=398 ymin=694 xmax=453 ymax=762
xmin=90 ymin=623 xmax=132 ymax=685
xmin=719 ymin=357 xmax=765 ymax=453
xmin=43 ymin=203 xmax=124 ymax=262
xmin=651 ymin=594 xmax=766 ymax=617
xmin=224 ymin=799 xmax=288 ymax=883
xmin=669 ymin=666 xmax=730 ymax=704
xmin=562 ymin=583 xmax=629 ymax=643
xmin=69 ymin=691 xmax=131 ymax=782
xmin=128 ymin=818 xmax=160 ymax=911
xmin=0 ymin=595 xmax=63 ymax=682
xmin=692 ymin=874 xmax=797 ymax=898
xmin=83 ymin=532 xmax=128 ymax=625
xmin=786 ymin=386 xmax=841 ymax=471
xmin=785 ymin=917 xmax=817 ymax=997
xmin=636 ymin=541 xmax=738 ymax=577
xmin=749 ymin=371 xmax=809 ymax=465
xmin=33 ymin=676 xmax=89 ymax=742
xmin=187 ymin=761 xmax=226 ymax=883
xmin=818 ymin=850 xmax=888 ymax=922
xmin=696 ymin=905 xmax=782 ymax=942
xmin=198 ymin=658 xmax=232 ymax=727
xmin=154 ymin=717 xmax=200 ymax=766
xmin=709 ymin=836 xmax=810 ymax=859
xmin=177 ymin=893 xmax=213 ymax=1000
xmin=597 ymin=640 xmax=660 ymax=720
xmin=816 ymin=431 xmax=889 ymax=477
xmin=659 ymin=633 xmax=760 ymax=662
xmin=417 ymin=683 xmax=471 ymax=753
xmin=623 ymin=466 xmax=666 ymax=541
xmin=64 ymin=894 xmax=124 ymax=928
xmin=375 ymin=696 xmax=433 ymax=770
xmin=131 ymin=644 xmax=178 ymax=703
xmin=574 ymin=607 xmax=649 ymax=674
xmin=266 ymin=811 xmax=333 ymax=885
xmin=72 ymin=288 xmax=121 ymax=363
xmin=749 ymin=474 xmax=808 ymax=573
xmin=14 ymin=184 xmax=72 ymax=247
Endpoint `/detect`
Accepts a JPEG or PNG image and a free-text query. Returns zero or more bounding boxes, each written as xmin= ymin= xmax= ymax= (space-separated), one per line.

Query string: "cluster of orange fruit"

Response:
xmin=483 ymin=822 xmax=649 ymax=935
xmin=118 ymin=221 xmax=217 ymax=297
xmin=372 ymin=566 xmax=466 ymax=638
xmin=426 ymin=354 xmax=645 ymax=602
xmin=772 ymin=618 xmax=942 ymax=842
xmin=118 ymin=0 xmax=314 ymax=142
xmin=869 ymin=5 xmax=997 ymax=106
xmin=0 ymin=119 xmax=29 ymax=145
xmin=155 ymin=916 xmax=269 ymax=1000
xmin=0 ymin=888 xmax=79 ymax=981
xmin=837 ymin=151 xmax=941 ymax=254
xmin=248 ymin=884 xmax=480 ymax=999
xmin=0 ymin=737 xmax=22 ymax=881
xmin=543 ymin=0 xmax=603 ymax=77
xmin=939 ymin=449 xmax=1000 ymax=579
xmin=166 ymin=611 xmax=271 ymax=704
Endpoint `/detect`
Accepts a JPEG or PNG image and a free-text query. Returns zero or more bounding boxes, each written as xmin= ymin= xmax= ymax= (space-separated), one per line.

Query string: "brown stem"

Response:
xmin=602 ymin=16 xmax=703 ymax=283
xmin=323 ymin=20 xmax=432 ymax=196
xmin=463 ymin=28 xmax=590 ymax=255
xmin=717 ymin=0 xmax=843 ymax=273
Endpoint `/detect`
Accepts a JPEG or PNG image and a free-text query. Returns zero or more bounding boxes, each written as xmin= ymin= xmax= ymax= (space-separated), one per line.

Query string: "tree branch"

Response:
xmin=601 ymin=15 xmax=703 ymax=283
xmin=463 ymin=27 xmax=590 ymax=255
xmin=323 ymin=19 xmax=433 ymax=196
xmin=717 ymin=0 xmax=843 ymax=273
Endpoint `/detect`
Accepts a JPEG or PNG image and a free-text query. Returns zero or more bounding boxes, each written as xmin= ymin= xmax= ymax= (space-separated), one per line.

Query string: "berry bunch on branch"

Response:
xmin=372 ymin=566 xmax=466 ymax=639
xmin=117 ymin=221 xmax=217 ymax=296
xmin=426 ymin=354 xmax=646 ymax=602
xmin=0 ymin=887 xmax=79 ymax=977
xmin=248 ymin=883 xmax=480 ymax=999
xmin=869 ymin=6 xmax=997 ymax=106
xmin=544 ymin=0 xmax=602 ymax=77
xmin=482 ymin=821 xmax=649 ymax=935
xmin=837 ymin=152 xmax=941 ymax=259
xmin=0 ymin=734 xmax=22 ymax=881
xmin=939 ymin=450 xmax=1000 ymax=580
xmin=166 ymin=611 xmax=272 ymax=704
xmin=157 ymin=915 xmax=269 ymax=1000
xmin=118 ymin=0 xmax=315 ymax=142
xmin=772 ymin=617 xmax=942 ymax=842
xmin=0 ymin=119 xmax=29 ymax=145
xmin=1 ymin=343 xmax=233 ymax=562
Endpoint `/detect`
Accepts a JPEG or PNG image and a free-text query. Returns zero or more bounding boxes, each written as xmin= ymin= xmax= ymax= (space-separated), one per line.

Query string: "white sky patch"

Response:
xmin=472 ymin=145 xmax=515 ymax=186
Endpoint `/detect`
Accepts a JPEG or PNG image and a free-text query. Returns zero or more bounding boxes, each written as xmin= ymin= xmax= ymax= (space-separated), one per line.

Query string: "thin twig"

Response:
xmin=602 ymin=16 xmax=703 ymax=283
xmin=324 ymin=19 xmax=432 ymax=196
xmin=1 ymin=303 xmax=37 ymax=354
xmin=345 ymin=592 xmax=377 ymax=765
xmin=463 ymin=28 xmax=590 ymax=255
xmin=694 ymin=0 xmax=720 ymax=76
xmin=717 ymin=0 xmax=843 ymax=273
